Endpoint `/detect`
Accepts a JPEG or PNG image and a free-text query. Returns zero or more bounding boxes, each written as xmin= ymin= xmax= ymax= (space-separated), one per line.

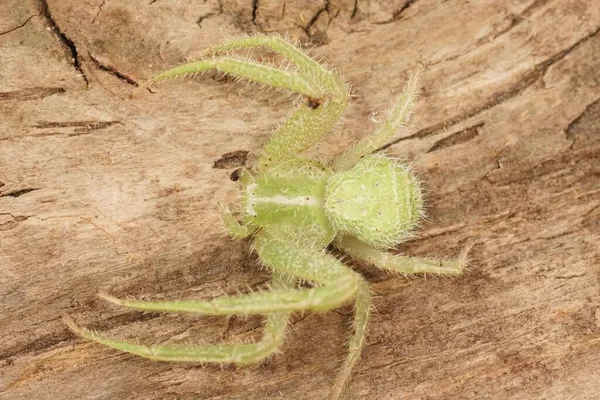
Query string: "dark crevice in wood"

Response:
xmin=427 ymin=0 xmax=553 ymax=68
xmin=197 ymin=12 xmax=218 ymax=28
xmin=304 ymin=0 xmax=331 ymax=37
xmin=213 ymin=150 xmax=250 ymax=169
xmin=0 ymin=188 xmax=41 ymax=198
xmin=33 ymin=120 xmax=120 ymax=130
xmin=21 ymin=120 xmax=123 ymax=138
xmin=565 ymin=97 xmax=600 ymax=149
xmin=427 ymin=122 xmax=485 ymax=153
xmin=351 ymin=0 xmax=359 ymax=19
xmin=374 ymin=0 xmax=418 ymax=25
xmin=490 ymin=0 xmax=551 ymax=41
xmin=485 ymin=145 xmax=600 ymax=187
xmin=391 ymin=25 xmax=600 ymax=146
xmin=0 ymin=87 xmax=66 ymax=101
xmin=36 ymin=0 xmax=89 ymax=86
xmin=251 ymin=0 xmax=259 ymax=24
xmin=89 ymin=54 xmax=139 ymax=86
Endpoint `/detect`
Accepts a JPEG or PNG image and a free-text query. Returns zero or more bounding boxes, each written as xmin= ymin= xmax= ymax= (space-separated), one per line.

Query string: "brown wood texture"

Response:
xmin=1 ymin=1 xmax=599 ymax=399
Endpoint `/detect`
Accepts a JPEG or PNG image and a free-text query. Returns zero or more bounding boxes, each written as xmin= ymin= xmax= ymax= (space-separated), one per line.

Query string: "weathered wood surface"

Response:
xmin=1 ymin=1 xmax=599 ymax=399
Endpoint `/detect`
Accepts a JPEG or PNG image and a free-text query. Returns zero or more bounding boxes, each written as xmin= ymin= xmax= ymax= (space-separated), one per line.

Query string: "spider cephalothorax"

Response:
xmin=64 ymin=35 xmax=466 ymax=399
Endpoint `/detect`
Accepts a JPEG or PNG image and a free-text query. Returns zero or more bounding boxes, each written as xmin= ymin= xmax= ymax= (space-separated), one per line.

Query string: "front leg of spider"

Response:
xmin=65 ymin=34 xmax=466 ymax=400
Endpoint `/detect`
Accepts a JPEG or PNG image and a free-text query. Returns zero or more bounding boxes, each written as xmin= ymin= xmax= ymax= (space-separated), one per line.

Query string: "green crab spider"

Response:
xmin=64 ymin=34 xmax=467 ymax=399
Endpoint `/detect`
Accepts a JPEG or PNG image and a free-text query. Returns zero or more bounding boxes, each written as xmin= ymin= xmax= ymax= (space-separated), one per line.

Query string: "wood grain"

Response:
xmin=1 ymin=0 xmax=599 ymax=399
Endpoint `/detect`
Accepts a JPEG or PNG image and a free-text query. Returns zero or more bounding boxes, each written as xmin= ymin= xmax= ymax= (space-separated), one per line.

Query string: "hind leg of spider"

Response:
xmin=199 ymin=35 xmax=346 ymax=97
xmin=63 ymin=271 xmax=294 ymax=365
xmin=254 ymin=234 xmax=371 ymax=400
xmin=145 ymin=56 xmax=323 ymax=98
xmin=86 ymin=233 xmax=362 ymax=316
xmin=143 ymin=38 xmax=349 ymax=170
xmin=203 ymin=36 xmax=350 ymax=168
xmin=336 ymin=235 xmax=467 ymax=276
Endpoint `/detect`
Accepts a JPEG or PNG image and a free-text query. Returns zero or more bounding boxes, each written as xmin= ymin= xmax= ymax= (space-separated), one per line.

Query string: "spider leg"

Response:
xmin=259 ymin=99 xmax=346 ymax=171
xmin=336 ymin=235 xmax=467 ymax=275
xmin=145 ymin=35 xmax=349 ymax=170
xmin=256 ymin=234 xmax=372 ymax=399
xmin=63 ymin=271 xmax=294 ymax=365
xmin=333 ymin=69 xmax=421 ymax=171
xmin=92 ymin=234 xmax=361 ymax=315
xmin=200 ymin=36 xmax=323 ymax=80
xmin=331 ymin=274 xmax=371 ymax=400
xmin=146 ymin=56 xmax=323 ymax=98
xmin=219 ymin=205 xmax=255 ymax=239
xmin=199 ymin=35 xmax=346 ymax=98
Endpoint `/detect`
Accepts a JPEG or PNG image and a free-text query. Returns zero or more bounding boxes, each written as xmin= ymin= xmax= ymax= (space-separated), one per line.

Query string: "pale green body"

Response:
xmin=240 ymin=155 xmax=423 ymax=251
xmin=64 ymin=35 xmax=465 ymax=400
xmin=241 ymin=158 xmax=336 ymax=248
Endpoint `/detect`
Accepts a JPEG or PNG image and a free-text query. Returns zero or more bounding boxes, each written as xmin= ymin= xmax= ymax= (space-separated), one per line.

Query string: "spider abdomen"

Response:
xmin=324 ymin=154 xmax=423 ymax=249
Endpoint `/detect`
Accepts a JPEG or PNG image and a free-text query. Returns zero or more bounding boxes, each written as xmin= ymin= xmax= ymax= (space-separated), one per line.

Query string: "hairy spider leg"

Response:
xmin=200 ymin=35 xmax=340 ymax=93
xmin=204 ymin=35 xmax=350 ymax=170
xmin=146 ymin=35 xmax=349 ymax=170
xmin=149 ymin=57 xmax=323 ymax=98
xmin=336 ymin=235 xmax=466 ymax=275
xmin=211 ymin=36 xmax=353 ymax=170
xmin=86 ymin=234 xmax=360 ymax=315
xmin=331 ymin=274 xmax=371 ymax=400
xmin=63 ymin=234 xmax=371 ymax=393
xmin=219 ymin=204 xmax=255 ymax=239
xmin=333 ymin=70 xmax=422 ymax=172
xmin=254 ymin=234 xmax=372 ymax=400
xmin=63 ymin=271 xmax=295 ymax=365
xmin=259 ymin=95 xmax=347 ymax=171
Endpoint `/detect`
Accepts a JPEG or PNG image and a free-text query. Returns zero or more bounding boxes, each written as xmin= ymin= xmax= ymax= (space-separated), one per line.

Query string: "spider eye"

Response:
xmin=307 ymin=97 xmax=322 ymax=109
xmin=230 ymin=168 xmax=241 ymax=181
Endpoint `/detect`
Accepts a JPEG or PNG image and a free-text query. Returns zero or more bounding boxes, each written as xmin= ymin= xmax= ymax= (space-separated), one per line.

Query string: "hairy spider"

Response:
xmin=64 ymin=35 xmax=467 ymax=399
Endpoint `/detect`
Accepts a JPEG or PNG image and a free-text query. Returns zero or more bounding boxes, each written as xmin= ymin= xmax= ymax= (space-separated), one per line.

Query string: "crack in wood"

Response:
xmin=485 ymin=145 xmax=600 ymax=187
xmin=0 ymin=14 xmax=36 ymax=36
xmin=197 ymin=12 xmax=218 ymax=28
xmin=374 ymin=0 xmax=418 ymax=25
xmin=91 ymin=0 xmax=105 ymax=24
xmin=391 ymin=25 xmax=600 ymax=147
xmin=304 ymin=0 xmax=331 ymax=37
xmin=490 ymin=0 xmax=551 ymax=42
xmin=88 ymin=54 xmax=139 ymax=86
xmin=351 ymin=0 xmax=359 ymax=19
xmin=565 ymin=97 xmax=600 ymax=149
xmin=34 ymin=120 xmax=121 ymax=130
xmin=36 ymin=0 xmax=89 ymax=86
xmin=0 ymin=212 xmax=30 ymax=221
xmin=427 ymin=122 xmax=485 ymax=153
xmin=0 ymin=212 xmax=30 ymax=230
xmin=0 ymin=87 xmax=66 ymax=101
xmin=212 ymin=150 xmax=249 ymax=169
xmin=0 ymin=188 xmax=41 ymax=198
xmin=251 ymin=0 xmax=259 ymax=24
xmin=429 ymin=0 xmax=552 ymax=67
